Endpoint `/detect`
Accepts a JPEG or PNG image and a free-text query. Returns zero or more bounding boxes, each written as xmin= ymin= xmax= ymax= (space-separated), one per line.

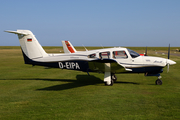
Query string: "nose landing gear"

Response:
xmin=156 ymin=76 xmax=162 ymax=85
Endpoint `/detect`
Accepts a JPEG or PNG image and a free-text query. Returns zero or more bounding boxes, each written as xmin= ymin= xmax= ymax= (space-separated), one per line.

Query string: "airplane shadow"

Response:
xmin=0 ymin=75 xmax=140 ymax=91
xmin=37 ymin=75 xmax=103 ymax=91
xmin=115 ymin=81 xmax=140 ymax=85
xmin=37 ymin=75 xmax=140 ymax=91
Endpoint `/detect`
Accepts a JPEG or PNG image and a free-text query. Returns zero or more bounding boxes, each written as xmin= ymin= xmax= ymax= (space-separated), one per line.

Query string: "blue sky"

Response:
xmin=1 ymin=0 xmax=180 ymax=47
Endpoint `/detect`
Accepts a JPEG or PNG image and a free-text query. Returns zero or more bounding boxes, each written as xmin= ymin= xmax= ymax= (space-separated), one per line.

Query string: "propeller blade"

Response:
xmin=167 ymin=63 xmax=169 ymax=73
xmin=168 ymin=44 xmax=170 ymax=59
xmin=145 ymin=46 xmax=147 ymax=56
xmin=167 ymin=44 xmax=170 ymax=73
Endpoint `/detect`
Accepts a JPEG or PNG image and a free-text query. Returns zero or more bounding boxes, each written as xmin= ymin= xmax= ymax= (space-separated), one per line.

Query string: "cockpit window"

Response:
xmin=88 ymin=53 xmax=96 ymax=58
xmin=127 ymin=49 xmax=140 ymax=58
xmin=113 ymin=51 xmax=128 ymax=59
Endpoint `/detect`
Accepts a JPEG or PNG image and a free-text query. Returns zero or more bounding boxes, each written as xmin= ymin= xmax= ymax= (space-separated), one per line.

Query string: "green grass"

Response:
xmin=0 ymin=47 xmax=180 ymax=120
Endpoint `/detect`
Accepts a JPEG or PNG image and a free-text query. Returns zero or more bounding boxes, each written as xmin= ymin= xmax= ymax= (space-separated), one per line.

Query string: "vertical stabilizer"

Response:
xmin=62 ymin=41 xmax=77 ymax=53
xmin=5 ymin=30 xmax=48 ymax=59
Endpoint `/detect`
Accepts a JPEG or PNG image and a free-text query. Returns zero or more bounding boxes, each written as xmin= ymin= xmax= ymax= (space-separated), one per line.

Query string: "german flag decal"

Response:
xmin=27 ymin=38 xmax=32 ymax=42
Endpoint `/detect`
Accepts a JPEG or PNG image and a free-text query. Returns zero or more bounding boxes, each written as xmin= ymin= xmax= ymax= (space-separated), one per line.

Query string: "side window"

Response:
xmin=88 ymin=53 xmax=96 ymax=58
xmin=99 ymin=52 xmax=110 ymax=59
xmin=113 ymin=51 xmax=128 ymax=59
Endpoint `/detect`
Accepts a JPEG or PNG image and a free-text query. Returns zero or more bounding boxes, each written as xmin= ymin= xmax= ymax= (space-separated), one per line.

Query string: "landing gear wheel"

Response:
xmin=104 ymin=80 xmax=114 ymax=86
xmin=111 ymin=74 xmax=117 ymax=82
xmin=156 ymin=79 xmax=162 ymax=85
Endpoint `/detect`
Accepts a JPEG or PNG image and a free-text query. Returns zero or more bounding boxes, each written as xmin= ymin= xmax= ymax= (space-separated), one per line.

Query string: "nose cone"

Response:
xmin=167 ymin=59 xmax=176 ymax=65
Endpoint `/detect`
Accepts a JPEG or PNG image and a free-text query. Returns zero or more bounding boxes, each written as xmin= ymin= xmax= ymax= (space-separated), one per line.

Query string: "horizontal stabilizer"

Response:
xmin=5 ymin=30 xmax=29 ymax=35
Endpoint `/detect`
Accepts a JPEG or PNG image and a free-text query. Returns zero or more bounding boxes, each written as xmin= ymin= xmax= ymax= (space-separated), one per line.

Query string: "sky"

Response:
xmin=1 ymin=0 xmax=180 ymax=47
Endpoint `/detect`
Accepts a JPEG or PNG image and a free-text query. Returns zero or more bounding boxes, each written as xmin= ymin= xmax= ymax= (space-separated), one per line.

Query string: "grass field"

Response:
xmin=0 ymin=46 xmax=180 ymax=120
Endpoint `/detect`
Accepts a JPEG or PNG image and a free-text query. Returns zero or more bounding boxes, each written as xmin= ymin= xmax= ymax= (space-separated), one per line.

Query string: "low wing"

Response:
xmin=88 ymin=59 xmax=130 ymax=73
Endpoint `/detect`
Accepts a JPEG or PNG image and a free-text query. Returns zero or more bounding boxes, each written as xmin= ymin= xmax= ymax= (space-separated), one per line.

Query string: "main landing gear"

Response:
xmin=104 ymin=74 xmax=117 ymax=86
xmin=104 ymin=63 xmax=114 ymax=86
xmin=111 ymin=74 xmax=117 ymax=82
xmin=155 ymin=76 xmax=162 ymax=85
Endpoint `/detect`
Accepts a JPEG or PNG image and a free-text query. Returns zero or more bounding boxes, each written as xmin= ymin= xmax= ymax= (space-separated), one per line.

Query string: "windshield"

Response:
xmin=127 ymin=49 xmax=140 ymax=58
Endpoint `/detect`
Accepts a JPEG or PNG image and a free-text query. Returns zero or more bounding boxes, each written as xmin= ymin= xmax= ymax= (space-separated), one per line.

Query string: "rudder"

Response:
xmin=62 ymin=40 xmax=77 ymax=53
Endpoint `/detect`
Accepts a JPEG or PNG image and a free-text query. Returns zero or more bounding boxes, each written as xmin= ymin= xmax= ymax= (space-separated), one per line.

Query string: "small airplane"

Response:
xmin=5 ymin=30 xmax=176 ymax=86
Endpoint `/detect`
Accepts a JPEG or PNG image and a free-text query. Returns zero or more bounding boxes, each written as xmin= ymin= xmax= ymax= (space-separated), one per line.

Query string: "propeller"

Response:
xmin=144 ymin=46 xmax=147 ymax=56
xmin=167 ymin=44 xmax=170 ymax=73
xmin=168 ymin=44 xmax=170 ymax=59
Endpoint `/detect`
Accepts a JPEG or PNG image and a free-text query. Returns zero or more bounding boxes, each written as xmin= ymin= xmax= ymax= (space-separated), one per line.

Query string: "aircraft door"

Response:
xmin=112 ymin=50 xmax=132 ymax=68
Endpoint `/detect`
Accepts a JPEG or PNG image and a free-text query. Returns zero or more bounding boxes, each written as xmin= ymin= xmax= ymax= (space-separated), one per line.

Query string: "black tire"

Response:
xmin=156 ymin=79 xmax=162 ymax=85
xmin=111 ymin=74 xmax=117 ymax=82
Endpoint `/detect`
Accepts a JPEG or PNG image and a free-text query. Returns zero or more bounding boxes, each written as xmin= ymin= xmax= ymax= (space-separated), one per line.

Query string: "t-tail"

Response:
xmin=62 ymin=40 xmax=77 ymax=53
xmin=5 ymin=30 xmax=48 ymax=64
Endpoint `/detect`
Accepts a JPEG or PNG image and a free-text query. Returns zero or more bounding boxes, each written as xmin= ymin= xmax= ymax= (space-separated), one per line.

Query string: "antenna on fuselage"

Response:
xmin=100 ymin=44 xmax=104 ymax=48
xmin=82 ymin=44 xmax=88 ymax=51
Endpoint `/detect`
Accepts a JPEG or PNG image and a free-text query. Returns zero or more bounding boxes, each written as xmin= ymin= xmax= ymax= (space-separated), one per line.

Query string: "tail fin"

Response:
xmin=5 ymin=30 xmax=48 ymax=59
xmin=62 ymin=41 xmax=77 ymax=53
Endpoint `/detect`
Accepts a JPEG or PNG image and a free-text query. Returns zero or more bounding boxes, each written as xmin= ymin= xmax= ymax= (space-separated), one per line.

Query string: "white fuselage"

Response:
xmin=31 ymin=47 xmax=175 ymax=74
